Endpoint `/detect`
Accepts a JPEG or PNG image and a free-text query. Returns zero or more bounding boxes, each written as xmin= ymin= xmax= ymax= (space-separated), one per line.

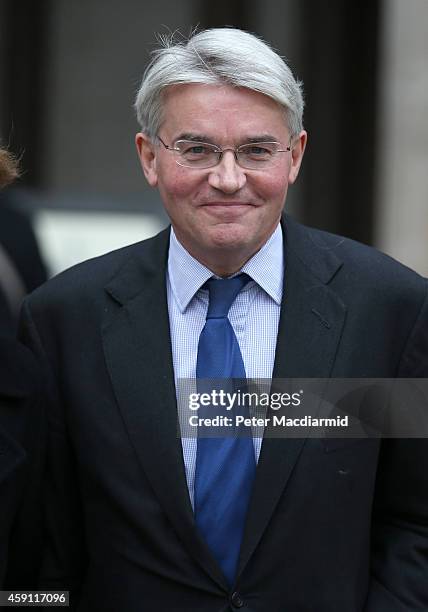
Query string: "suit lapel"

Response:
xmin=102 ymin=229 xmax=228 ymax=592
xmin=238 ymin=216 xmax=347 ymax=577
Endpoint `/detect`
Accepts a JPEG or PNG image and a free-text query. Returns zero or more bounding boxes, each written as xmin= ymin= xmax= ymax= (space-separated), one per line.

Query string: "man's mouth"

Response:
xmin=201 ymin=201 xmax=255 ymax=208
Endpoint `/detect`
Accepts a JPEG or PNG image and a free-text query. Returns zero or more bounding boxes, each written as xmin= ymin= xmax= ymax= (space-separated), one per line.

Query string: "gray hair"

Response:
xmin=134 ymin=28 xmax=304 ymax=139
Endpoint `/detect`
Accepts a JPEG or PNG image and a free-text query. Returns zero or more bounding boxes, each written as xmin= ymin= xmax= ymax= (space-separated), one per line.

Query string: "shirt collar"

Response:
xmin=168 ymin=223 xmax=284 ymax=313
xmin=241 ymin=223 xmax=283 ymax=305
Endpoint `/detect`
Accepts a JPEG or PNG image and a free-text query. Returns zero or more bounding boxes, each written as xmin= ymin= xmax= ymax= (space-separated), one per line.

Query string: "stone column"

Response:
xmin=375 ymin=0 xmax=428 ymax=275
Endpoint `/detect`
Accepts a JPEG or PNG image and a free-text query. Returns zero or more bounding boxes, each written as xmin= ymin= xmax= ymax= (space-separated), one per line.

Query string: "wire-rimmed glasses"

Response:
xmin=157 ymin=136 xmax=291 ymax=170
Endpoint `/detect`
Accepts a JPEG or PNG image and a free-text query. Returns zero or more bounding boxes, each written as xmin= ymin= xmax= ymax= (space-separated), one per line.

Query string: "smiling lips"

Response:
xmin=200 ymin=202 xmax=256 ymax=218
xmin=201 ymin=201 xmax=256 ymax=207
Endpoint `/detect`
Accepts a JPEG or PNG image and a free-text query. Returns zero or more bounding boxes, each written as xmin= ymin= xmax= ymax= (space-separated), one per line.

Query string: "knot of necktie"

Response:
xmin=205 ymin=273 xmax=249 ymax=319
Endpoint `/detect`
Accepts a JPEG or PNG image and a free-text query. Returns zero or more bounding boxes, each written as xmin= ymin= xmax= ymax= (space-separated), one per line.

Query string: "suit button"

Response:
xmin=230 ymin=591 xmax=244 ymax=608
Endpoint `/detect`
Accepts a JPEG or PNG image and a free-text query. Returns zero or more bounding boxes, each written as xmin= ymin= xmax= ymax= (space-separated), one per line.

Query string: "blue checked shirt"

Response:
xmin=167 ymin=224 xmax=284 ymax=508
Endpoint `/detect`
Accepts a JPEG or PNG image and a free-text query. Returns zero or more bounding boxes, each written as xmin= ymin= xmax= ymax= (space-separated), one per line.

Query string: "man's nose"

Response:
xmin=207 ymin=151 xmax=247 ymax=193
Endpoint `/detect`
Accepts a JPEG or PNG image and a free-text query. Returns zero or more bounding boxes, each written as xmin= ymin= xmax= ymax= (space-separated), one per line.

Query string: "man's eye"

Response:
xmin=251 ymin=146 xmax=266 ymax=154
xmin=247 ymin=146 xmax=270 ymax=155
xmin=183 ymin=145 xmax=211 ymax=156
xmin=241 ymin=145 xmax=273 ymax=159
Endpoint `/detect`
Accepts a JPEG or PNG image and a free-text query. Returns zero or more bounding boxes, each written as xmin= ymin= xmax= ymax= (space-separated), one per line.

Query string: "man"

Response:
xmin=20 ymin=28 xmax=428 ymax=611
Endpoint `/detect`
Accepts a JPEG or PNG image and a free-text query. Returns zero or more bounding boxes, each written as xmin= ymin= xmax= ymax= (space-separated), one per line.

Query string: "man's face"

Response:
xmin=136 ymin=84 xmax=306 ymax=273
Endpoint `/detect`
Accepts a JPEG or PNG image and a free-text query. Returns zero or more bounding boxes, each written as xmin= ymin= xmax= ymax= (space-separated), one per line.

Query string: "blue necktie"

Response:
xmin=194 ymin=274 xmax=256 ymax=585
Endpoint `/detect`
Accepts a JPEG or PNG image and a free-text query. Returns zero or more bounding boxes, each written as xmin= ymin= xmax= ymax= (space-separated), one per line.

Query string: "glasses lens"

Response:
xmin=175 ymin=141 xmax=219 ymax=168
xmin=237 ymin=143 xmax=279 ymax=169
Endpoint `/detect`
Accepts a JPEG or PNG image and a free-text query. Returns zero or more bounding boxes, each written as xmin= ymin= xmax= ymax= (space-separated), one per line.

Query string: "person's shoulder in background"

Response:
xmin=0 ymin=194 xmax=48 ymax=293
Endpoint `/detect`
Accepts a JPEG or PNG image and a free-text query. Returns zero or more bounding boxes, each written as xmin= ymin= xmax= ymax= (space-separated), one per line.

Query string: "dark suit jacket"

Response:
xmin=0 ymin=334 xmax=45 ymax=588
xmin=19 ymin=216 xmax=428 ymax=611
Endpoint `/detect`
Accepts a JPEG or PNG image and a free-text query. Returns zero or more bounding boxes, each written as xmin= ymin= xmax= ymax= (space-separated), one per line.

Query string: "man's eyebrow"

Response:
xmin=174 ymin=133 xmax=280 ymax=144
xmin=245 ymin=135 xmax=279 ymax=143
xmin=175 ymin=133 xmax=215 ymax=143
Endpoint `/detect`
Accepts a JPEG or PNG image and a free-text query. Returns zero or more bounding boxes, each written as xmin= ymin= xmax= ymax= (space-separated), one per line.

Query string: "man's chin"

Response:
xmin=205 ymin=225 xmax=253 ymax=250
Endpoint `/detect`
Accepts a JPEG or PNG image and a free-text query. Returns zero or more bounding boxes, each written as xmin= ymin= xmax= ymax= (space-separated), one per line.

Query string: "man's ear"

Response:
xmin=135 ymin=133 xmax=158 ymax=187
xmin=288 ymin=130 xmax=307 ymax=185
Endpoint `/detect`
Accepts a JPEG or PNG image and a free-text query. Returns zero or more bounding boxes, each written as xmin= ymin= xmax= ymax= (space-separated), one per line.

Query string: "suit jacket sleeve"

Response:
xmin=18 ymin=298 xmax=88 ymax=608
xmin=366 ymin=279 xmax=428 ymax=611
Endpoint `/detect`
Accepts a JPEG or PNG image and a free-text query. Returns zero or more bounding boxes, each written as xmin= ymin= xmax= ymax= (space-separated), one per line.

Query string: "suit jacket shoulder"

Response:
xmin=285 ymin=215 xmax=426 ymax=297
xmin=283 ymin=216 xmax=428 ymax=377
xmin=25 ymin=227 xmax=170 ymax=313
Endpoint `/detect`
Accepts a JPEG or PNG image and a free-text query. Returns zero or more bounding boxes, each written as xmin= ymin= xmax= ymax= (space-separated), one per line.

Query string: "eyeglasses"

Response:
xmin=157 ymin=136 xmax=291 ymax=170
